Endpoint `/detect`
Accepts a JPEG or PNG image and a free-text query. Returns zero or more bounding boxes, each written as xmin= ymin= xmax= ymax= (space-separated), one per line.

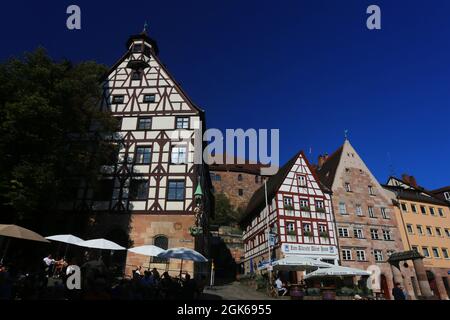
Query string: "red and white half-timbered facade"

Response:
xmin=241 ymin=151 xmax=339 ymax=274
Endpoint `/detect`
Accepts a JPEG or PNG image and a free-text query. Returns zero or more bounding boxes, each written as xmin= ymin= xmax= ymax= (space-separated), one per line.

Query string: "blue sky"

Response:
xmin=1 ymin=1 xmax=449 ymax=189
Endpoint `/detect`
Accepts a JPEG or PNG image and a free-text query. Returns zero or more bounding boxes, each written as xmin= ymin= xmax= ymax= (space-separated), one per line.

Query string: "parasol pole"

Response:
xmin=0 ymin=238 xmax=11 ymax=264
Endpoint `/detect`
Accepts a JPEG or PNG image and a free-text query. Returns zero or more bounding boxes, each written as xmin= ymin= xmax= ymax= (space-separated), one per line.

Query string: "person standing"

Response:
xmin=392 ymin=282 xmax=406 ymax=300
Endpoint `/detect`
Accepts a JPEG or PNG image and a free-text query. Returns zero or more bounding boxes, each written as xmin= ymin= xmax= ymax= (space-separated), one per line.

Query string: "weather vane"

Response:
xmin=344 ymin=129 xmax=349 ymax=140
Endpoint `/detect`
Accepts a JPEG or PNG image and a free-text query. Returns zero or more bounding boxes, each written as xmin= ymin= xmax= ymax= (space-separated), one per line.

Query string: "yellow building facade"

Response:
xmin=385 ymin=177 xmax=450 ymax=300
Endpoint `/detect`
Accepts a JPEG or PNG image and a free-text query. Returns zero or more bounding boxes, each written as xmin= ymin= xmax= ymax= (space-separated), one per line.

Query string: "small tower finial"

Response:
xmin=142 ymin=21 xmax=148 ymax=35
xmin=344 ymin=129 xmax=349 ymax=141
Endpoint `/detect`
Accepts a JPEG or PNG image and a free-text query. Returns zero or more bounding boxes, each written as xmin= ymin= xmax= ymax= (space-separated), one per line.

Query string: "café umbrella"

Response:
xmin=156 ymin=247 xmax=208 ymax=274
xmin=128 ymin=245 xmax=165 ymax=269
xmin=304 ymin=265 xmax=371 ymax=279
xmin=46 ymin=234 xmax=84 ymax=259
xmin=264 ymin=255 xmax=334 ymax=272
xmin=76 ymin=238 xmax=126 ymax=250
xmin=0 ymin=224 xmax=49 ymax=264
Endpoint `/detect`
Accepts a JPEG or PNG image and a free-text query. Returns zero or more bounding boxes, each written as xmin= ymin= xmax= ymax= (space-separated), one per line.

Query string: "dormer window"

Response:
xmin=112 ymin=95 xmax=124 ymax=104
xmin=132 ymin=44 xmax=143 ymax=53
xmin=143 ymin=94 xmax=155 ymax=103
xmin=131 ymin=70 xmax=142 ymax=80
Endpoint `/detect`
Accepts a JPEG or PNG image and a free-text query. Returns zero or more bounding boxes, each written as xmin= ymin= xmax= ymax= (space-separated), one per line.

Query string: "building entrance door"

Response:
xmin=380 ymin=275 xmax=391 ymax=299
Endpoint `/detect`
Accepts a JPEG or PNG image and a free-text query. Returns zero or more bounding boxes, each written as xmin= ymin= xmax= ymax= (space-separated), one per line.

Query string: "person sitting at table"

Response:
xmin=275 ymin=276 xmax=288 ymax=296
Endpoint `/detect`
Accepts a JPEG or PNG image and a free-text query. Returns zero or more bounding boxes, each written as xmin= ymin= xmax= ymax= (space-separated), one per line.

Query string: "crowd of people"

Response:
xmin=0 ymin=252 xmax=207 ymax=300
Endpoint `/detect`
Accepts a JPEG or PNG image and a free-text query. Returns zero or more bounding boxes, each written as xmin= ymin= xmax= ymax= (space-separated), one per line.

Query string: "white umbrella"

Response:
xmin=46 ymin=234 xmax=84 ymax=260
xmin=128 ymin=245 xmax=165 ymax=257
xmin=157 ymin=247 xmax=207 ymax=275
xmin=304 ymin=265 xmax=371 ymax=279
xmin=76 ymin=238 xmax=126 ymax=250
xmin=128 ymin=245 xmax=165 ymax=269
xmin=46 ymin=234 xmax=84 ymax=245
xmin=269 ymin=255 xmax=334 ymax=271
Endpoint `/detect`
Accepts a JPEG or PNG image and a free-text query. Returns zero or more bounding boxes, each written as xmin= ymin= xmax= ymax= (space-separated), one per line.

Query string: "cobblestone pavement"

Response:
xmin=201 ymin=282 xmax=280 ymax=300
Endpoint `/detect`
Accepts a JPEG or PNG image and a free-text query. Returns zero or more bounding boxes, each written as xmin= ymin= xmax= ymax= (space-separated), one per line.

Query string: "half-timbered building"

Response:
xmin=73 ymin=29 xmax=214 ymax=276
xmin=240 ymin=151 xmax=339 ymax=282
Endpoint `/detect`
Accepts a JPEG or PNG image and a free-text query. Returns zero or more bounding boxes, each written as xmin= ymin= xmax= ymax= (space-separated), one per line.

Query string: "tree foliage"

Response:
xmin=211 ymin=193 xmax=242 ymax=227
xmin=0 ymin=48 xmax=116 ymax=222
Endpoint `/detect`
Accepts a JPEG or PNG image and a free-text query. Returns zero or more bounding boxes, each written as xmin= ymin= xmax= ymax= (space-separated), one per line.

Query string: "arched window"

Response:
xmin=153 ymin=235 xmax=168 ymax=263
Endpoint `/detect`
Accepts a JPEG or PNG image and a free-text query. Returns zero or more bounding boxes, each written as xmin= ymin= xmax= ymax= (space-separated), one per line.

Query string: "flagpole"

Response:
xmin=264 ymin=180 xmax=272 ymax=283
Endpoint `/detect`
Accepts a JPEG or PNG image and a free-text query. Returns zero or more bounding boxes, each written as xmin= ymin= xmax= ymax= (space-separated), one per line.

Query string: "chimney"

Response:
xmin=402 ymin=174 xmax=418 ymax=188
xmin=409 ymin=176 xmax=418 ymax=188
xmin=402 ymin=174 xmax=410 ymax=185
xmin=318 ymin=155 xmax=325 ymax=168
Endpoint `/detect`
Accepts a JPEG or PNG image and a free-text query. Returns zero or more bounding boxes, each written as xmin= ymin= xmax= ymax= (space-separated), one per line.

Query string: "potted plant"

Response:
xmin=303 ymin=230 xmax=313 ymax=237
xmin=319 ymin=231 xmax=329 ymax=238
xmin=284 ymin=204 xmax=295 ymax=211
xmin=300 ymin=205 xmax=310 ymax=212
xmin=287 ymin=230 xmax=297 ymax=236
xmin=316 ymin=207 xmax=326 ymax=213
xmin=304 ymin=288 xmax=321 ymax=300
xmin=336 ymin=287 xmax=355 ymax=300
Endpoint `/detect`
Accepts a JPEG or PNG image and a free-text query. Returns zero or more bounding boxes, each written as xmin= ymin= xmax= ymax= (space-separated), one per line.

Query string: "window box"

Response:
xmin=300 ymin=206 xmax=311 ymax=212
xmin=286 ymin=230 xmax=297 ymax=236
xmin=316 ymin=207 xmax=326 ymax=213
xmin=303 ymin=231 xmax=313 ymax=237
xmin=284 ymin=204 xmax=295 ymax=211
xmin=319 ymin=231 xmax=329 ymax=238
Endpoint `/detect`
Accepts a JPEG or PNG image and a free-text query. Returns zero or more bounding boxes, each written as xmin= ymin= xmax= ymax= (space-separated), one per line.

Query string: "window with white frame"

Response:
xmin=356 ymin=250 xmax=366 ymax=261
xmin=401 ymin=203 xmax=408 ymax=212
xmin=303 ymin=223 xmax=312 ymax=232
xmin=342 ymin=249 xmax=352 ymax=261
xmin=382 ymin=229 xmax=392 ymax=241
xmin=370 ymin=228 xmax=379 ymax=240
xmin=374 ymin=250 xmax=383 ymax=262
xmin=171 ymin=146 xmax=187 ymax=164
xmin=319 ymin=224 xmax=327 ymax=233
xmin=283 ymin=197 xmax=293 ymax=208
xmin=299 ymin=199 xmax=309 ymax=209
xmin=316 ymin=200 xmax=324 ymax=210
xmin=354 ymin=228 xmax=364 ymax=239
xmin=422 ymin=247 xmax=430 ymax=257
xmin=411 ymin=204 xmax=418 ymax=213
xmin=430 ymin=207 xmax=436 ymax=216
xmin=286 ymin=222 xmax=296 ymax=233
xmin=368 ymin=206 xmax=375 ymax=218
xmin=417 ymin=225 xmax=424 ymax=235
xmin=445 ymin=192 xmax=450 ymax=201
xmin=338 ymin=227 xmax=349 ymax=238
xmin=432 ymin=247 xmax=440 ymax=258
xmin=438 ymin=208 xmax=444 ymax=217
xmin=436 ymin=227 xmax=442 ymax=237
xmin=426 ymin=226 xmax=433 ymax=236
xmin=339 ymin=202 xmax=347 ymax=215
xmin=345 ymin=182 xmax=351 ymax=192
xmin=445 ymin=229 xmax=450 ymax=237
xmin=368 ymin=185 xmax=375 ymax=195
xmin=442 ymin=248 xmax=449 ymax=259
xmin=356 ymin=204 xmax=363 ymax=216
xmin=381 ymin=207 xmax=389 ymax=219
xmin=406 ymin=224 xmax=414 ymax=234
xmin=297 ymin=175 xmax=307 ymax=187
xmin=420 ymin=205 xmax=427 ymax=215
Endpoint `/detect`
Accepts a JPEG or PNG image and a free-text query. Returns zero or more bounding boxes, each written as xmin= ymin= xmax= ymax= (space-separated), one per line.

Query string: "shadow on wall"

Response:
xmin=210 ymin=235 xmax=238 ymax=284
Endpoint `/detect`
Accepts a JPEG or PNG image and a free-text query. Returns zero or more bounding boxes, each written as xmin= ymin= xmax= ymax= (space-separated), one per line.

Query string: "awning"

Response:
xmin=304 ymin=265 xmax=371 ymax=279
xmin=261 ymin=256 xmax=334 ymax=271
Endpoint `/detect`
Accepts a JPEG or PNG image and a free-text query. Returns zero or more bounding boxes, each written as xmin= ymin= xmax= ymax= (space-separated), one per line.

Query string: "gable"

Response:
xmin=101 ymin=49 xmax=202 ymax=115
